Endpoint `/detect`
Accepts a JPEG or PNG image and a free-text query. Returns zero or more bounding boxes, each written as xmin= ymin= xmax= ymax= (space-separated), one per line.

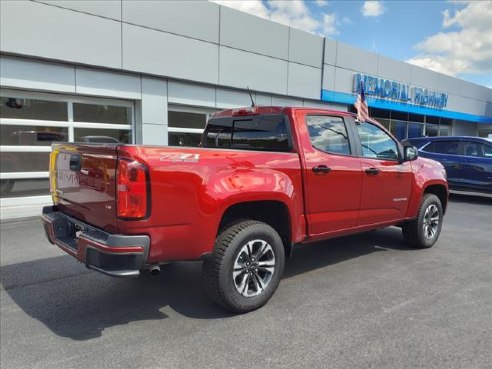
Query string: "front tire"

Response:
xmin=402 ymin=194 xmax=443 ymax=249
xmin=203 ymin=220 xmax=285 ymax=313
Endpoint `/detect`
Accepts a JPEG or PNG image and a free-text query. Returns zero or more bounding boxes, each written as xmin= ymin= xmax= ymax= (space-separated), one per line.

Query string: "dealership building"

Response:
xmin=1 ymin=0 xmax=491 ymax=219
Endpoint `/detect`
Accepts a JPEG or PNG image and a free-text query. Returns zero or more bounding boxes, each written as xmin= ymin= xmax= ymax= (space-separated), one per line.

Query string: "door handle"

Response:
xmin=312 ymin=165 xmax=331 ymax=174
xmin=365 ymin=167 xmax=379 ymax=175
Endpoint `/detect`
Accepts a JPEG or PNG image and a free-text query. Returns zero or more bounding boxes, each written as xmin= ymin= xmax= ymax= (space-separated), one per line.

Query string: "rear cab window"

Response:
xmin=202 ymin=114 xmax=291 ymax=152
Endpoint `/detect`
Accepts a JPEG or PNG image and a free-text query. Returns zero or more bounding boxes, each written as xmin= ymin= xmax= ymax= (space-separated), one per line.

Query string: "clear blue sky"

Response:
xmin=214 ymin=1 xmax=492 ymax=88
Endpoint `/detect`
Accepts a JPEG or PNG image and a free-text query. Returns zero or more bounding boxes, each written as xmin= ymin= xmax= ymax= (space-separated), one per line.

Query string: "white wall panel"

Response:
xmin=216 ymin=88 xmax=253 ymax=109
xmin=220 ymin=6 xmax=289 ymax=60
xmin=287 ymin=63 xmax=321 ymax=100
xmin=76 ymin=68 xmax=141 ymax=99
xmin=324 ymin=38 xmax=337 ymax=66
xmin=255 ymin=93 xmax=273 ymax=106
xmin=289 ymin=28 xmax=323 ymax=68
xmin=377 ymin=55 xmax=412 ymax=83
xmin=141 ymin=77 xmax=167 ymax=125
xmin=446 ymin=94 xmax=486 ymax=115
xmin=452 ymin=120 xmax=478 ymax=136
xmin=303 ymin=100 xmax=347 ymax=111
xmin=35 ymin=0 xmax=121 ymax=21
xmin=168 ymin=81 xmax=216 ymax=108
xmin=0 ymin=1 xmax=121 ymax=69
xmin=437 ymin=74 xmax=461 ymax=95
xmin=0 ymin=56 xmax=75 ymax=93
xmin=272 ymin=96 xmax=303 ymax=107
xmin=123 ymin=24 xmax=219 ymax=85
xmin=336 ymin=43 xmax=377 ymax=76
xmin=123 ymin=1 xmax=219 ymax=43
xmin=459 ymin=80 xmax=489 ymax=102
xmin=322 ymin=64 xmax=336 ymax=91
xmin=219 ymin=47 xmax=287 ymax=95
xmin=410 ymin=65 xmax=439 ymax=89
xmin=334 ymin=67 xmax=356 ymax=94
xmin=142 ymin=123 xmax=168 ymax=145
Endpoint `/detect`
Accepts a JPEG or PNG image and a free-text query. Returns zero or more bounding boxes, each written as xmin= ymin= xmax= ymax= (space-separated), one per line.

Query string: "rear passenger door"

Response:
xmin=297 ymin=112 xmax=362 ymax=237
xmin=461 ymin=141 xmax=492 ymax=192
xmin=424 ymin=140 xmax=463 ymax=188
xmin=354 ymin=122 xmax=413 ymax=225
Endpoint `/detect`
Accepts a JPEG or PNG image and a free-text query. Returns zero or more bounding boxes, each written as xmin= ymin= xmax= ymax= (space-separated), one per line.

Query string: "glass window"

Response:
xmin=370 ymin=108 xmax=390 ymax=119
xmin=231 ymin=116 xmax=289 ymax=151
xmin=306 ymin=115 xmax=350 ymax=155
xmin=1 ymin=152 xmax=50 ymax=172
xmin=425 ymin=124 xmax=439 ymax=137
xmin=427 ymin=141 xmax=460 ymax=155
xmin=202 ymin=115 xmax=290 ymax=152
xmin=391 ymin=111 xmax=408 ymax=121
xmin=73 ymin=103 xmax=132 ymax=124
xmin=482 ymin=143 xmax=492 ymax=157
xmin=169 ymin=132 xmax=202 ymax=147
xmin=1 ymin=125 xmax=68 ymax=146
xmin=203 ymin=118 xmax=232 ymax=148
xmin=356 ymin=123 xmax=399 ymax=160
xmin=0 ymin=178 xmax=50 ymax=198
xmin=426 ymin=115 xmax=440 ymax=125
xmin=463 ymin=142 xmax=492 ymax=157
xmin=409 ymin=113 xmax=425 ymax=123
xmin=390 ymin=121 xmax=407 ymax=141
xmin=377 ymin=118 xmax=391 ymax=131
xmin=439 ymin=125 xmax=450 ymax=136
xmin=74 ymin=128 xmax=131 ymax=143
xmin=1 ymin=97 xmax=67 ymax=121
xmin=168 ymin=111 xmax=207 ymax=129
xmin=408 ymin=122 xmax=424 ymax=139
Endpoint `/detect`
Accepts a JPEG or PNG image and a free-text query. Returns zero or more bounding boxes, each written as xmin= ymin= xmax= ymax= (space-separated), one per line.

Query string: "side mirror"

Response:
xmin=404 ymin=146 xmax=419 ymax=161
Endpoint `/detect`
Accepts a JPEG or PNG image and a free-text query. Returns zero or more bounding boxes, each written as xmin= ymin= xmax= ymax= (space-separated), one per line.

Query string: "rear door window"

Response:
xmin=426 ymin=141 xmax=460 ymax=155
xmin=464 ymin=142 xmax=492 ymax=157
xmin=306 ymin=115 xmax=351 ymax=155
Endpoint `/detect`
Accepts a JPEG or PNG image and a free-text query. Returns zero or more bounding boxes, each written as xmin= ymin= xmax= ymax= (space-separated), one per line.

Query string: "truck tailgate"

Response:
xmin=51 ymin=144 xmax=119 ymax=232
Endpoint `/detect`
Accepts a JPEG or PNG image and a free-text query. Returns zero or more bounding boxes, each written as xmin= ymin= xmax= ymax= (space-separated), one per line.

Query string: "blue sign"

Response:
xmin=353 ymin=73 xmax=448 ymax=109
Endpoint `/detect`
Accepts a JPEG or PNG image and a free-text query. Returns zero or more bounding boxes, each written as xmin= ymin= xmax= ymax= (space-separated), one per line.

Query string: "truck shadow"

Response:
xmin=449 ymin=192 xmax=492 ymax=205
xmin=1 ymin=227 xmax=410 ymax=341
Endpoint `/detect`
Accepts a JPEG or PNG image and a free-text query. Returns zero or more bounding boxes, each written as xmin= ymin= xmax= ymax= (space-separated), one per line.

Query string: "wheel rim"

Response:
xmin=423 ymin=204 xmax=440 ymax=240
xmin=233 ymin=239 xmax=275 ymax=297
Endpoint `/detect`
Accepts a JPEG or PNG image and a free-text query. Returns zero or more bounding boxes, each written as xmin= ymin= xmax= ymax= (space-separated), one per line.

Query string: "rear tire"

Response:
xmin=203 ymin=220 xmax=285 ymax=313
xmin=402 ymin=194 xmax=443 ymax=249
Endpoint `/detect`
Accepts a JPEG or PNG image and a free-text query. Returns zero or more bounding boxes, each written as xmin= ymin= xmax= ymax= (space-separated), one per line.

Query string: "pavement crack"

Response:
xmin=2 ymin=271 xmax=93 ymax=292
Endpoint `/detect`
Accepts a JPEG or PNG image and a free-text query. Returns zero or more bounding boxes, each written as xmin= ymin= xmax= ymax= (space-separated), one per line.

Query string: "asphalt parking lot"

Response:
xmin=1 ymin=194 xmax=491 ymax=369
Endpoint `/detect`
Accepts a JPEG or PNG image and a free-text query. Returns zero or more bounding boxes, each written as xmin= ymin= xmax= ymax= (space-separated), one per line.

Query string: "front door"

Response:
xmin=296 ymin=112 xmax=362 ymax=238
xmin=354 ymin=122 xmax=413 ymax=226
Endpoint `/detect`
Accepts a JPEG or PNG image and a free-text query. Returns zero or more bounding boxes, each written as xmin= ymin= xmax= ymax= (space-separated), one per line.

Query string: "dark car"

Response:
xmin=407 ymin=136 xmax=492 ymax=194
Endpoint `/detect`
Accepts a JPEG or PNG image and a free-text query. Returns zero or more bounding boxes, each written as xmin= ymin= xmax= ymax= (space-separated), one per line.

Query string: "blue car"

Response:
xmin=407 ymin=136 xmax=492 ymax=194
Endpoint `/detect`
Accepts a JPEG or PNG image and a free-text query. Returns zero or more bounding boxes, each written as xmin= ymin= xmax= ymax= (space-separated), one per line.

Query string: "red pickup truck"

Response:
xmin=42 ymin=106 xmax=448 ymax=313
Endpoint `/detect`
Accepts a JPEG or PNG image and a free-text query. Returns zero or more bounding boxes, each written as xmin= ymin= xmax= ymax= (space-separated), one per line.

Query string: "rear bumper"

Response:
xmin=41 ymin=206 xmax=150 ymax=277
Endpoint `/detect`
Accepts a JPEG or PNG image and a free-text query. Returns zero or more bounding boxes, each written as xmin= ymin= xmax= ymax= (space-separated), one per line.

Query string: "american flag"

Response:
xmin=354 ymin=81 xmax=369 ymax=122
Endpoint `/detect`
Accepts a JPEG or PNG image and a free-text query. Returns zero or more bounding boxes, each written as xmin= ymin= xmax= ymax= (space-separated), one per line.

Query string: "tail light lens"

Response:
xmin=117 ymin=159 xmax=149 ymax=219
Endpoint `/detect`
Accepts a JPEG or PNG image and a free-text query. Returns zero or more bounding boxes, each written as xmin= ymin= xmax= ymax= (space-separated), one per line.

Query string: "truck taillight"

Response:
xmin=117 ymin=159 xmax=149 ymax=219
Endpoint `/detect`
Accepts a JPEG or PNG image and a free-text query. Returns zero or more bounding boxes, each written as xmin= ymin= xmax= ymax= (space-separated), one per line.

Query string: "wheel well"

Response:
xmin=220 ymin=201 xmax=293 ymax=257
xmin=424 ymin=185 xmax=448 ymax=214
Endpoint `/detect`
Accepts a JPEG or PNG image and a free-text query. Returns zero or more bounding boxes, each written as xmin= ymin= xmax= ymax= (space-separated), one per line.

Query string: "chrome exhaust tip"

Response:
xmin=149 ymin=264 xmax=161 ymax=276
